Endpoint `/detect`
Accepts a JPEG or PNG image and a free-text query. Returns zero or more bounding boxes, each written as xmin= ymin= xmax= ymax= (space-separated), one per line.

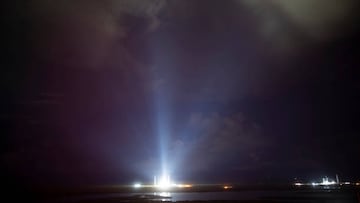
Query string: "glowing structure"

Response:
xmin=152 ymin=174 xmax=193 ymax=190
xmin=308 ymin=176 xmax=337 ymax=186
xmin=154 ymin=174 xmax=172 ymax=189
xmin=294 ymin=174 xmax=344 ymax=187
xmin=321 ymin=177 xmax=336 ymax=186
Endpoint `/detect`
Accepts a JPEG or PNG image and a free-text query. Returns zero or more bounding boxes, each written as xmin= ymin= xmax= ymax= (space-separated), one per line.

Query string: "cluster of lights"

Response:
xmin=311 ymin=181 xmax=336 ymax=186
xmin=293 ymin=175 xmax=358 ymax=187
xmin=156 ymin=175 xmax=172 ymax=189
xmin=132 ymin=183 xmax=193 ymax=189
xmin=311 ymin=177 xmax=337 ymax=186
xmin=311 ymin=177 xmax=336 ymax=186
xmin=132 ymin=174 xmax=193 ymax=190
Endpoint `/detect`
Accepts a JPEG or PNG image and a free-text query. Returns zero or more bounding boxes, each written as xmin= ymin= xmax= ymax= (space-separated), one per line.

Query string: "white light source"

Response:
xmin=321 ymin=177 xmax=336 ymax=185
xmin=157 ymin=174 xmax=171 ymax=189
xmin=133 ymin=183 xmax=142 ymax=188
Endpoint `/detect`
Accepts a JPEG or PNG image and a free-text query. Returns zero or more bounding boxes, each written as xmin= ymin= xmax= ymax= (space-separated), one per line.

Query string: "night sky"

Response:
xmin=1 ymin=0 xmax=360 ymax=186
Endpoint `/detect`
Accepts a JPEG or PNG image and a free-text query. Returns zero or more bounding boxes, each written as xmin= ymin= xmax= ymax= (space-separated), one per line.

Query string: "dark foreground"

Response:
xmin=8 ymin=184 xmax=360 ymax=203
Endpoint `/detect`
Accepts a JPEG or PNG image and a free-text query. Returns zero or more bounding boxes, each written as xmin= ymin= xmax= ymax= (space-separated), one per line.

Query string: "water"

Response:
xmin=55 ymin=190 xmax=359 ymax=203
xmin=162 ymin=191 xmax=357 ymax=202
xmin=168 ymin=191 xmax=287 ymax=201
xmin=57 ymin=191 xmax=270 ymax=202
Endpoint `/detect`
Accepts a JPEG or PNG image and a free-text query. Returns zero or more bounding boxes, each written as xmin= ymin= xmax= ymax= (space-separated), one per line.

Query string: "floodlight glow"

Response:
xmin=157 ymin=174 xmax=171 ymax=189
xmin=133 ymin=183 xmax=142 ymax=188
xmin=321 ymin=177 xmax=336 ymax=186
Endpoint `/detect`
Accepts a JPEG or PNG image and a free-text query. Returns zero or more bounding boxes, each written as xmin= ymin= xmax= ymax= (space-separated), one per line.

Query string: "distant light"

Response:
xmin=176 ymin=184 xmax=192 ymax=188
xmin=223 ymin=185 xmax=232 ymax=189
xmin=294 ymin=183 xmax=303 ymax=186
xmin=356 ymin=182 xmax=360 ymax=186
xmin=344 ymin=182 xmax=350 ymax=185
xmin=312 ymin=182 xmax=317 ymax=186
xmin=133 ymin=183 xmax=142 ymax=188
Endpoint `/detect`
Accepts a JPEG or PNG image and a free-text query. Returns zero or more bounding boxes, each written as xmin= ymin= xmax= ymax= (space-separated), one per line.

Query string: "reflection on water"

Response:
xmin=155 ymin=192 xmax=171 ymax=197
xmin=150 ymin=191 xmax=357 ymax=203
xmin=151 ymin=191 xmax=284 ymax=201
xmin=54 ymin=190 xmax=359 ymax=203
xmin=152 ymin=191 xmax=290 ymax=201
xmin=153 ymin=192 xmax=171 ymax=201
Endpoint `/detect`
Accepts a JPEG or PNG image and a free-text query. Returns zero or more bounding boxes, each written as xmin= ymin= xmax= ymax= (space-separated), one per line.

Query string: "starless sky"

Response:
xmin=1 ymin=0 xmax=360 ymax=185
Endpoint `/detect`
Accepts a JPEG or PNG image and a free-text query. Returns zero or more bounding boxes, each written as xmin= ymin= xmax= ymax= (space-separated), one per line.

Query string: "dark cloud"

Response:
xmin=24 ymin=0 xmax=360 ymax=101
xmin=239 ymin=0 xmax=360 ymax=50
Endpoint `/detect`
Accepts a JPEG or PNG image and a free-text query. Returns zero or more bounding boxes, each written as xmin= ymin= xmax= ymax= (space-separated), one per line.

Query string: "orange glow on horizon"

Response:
xmin=223 ymin=185 xmax=232 ymax=189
